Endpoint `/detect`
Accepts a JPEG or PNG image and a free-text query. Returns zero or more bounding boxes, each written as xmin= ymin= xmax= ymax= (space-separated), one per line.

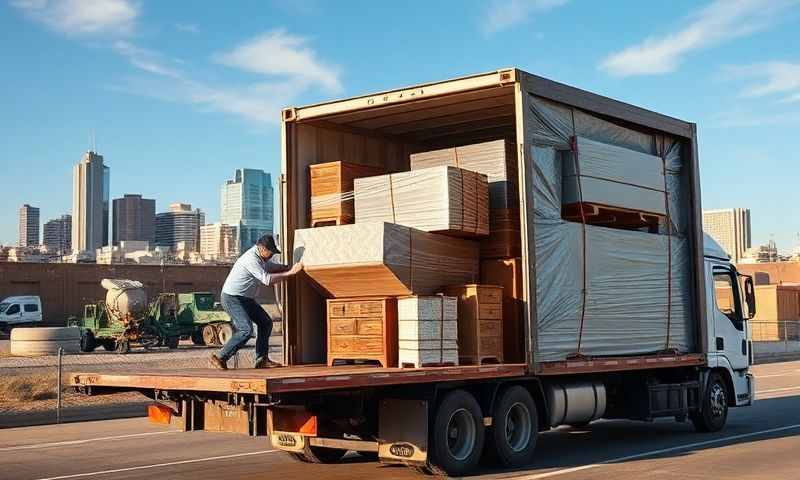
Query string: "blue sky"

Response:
xmin=2 ymin=0 xmax=800 ymax=251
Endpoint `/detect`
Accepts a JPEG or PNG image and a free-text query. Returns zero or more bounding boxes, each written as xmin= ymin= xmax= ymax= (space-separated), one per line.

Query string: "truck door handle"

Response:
xmin=741 ymin=340 xmax=747 ymax=355
xmin=716 ymin=337 xmax=724 ymax=350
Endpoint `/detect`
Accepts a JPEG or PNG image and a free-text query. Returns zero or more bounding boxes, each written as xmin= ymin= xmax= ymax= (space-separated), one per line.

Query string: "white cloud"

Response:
xmin=213 ymin=30 xmax=341 ymax=93
xmin=12 ymin=0 xmax=138 ymax=35
xmin=725 ymin=62 xmax=800 ymax=101
xmin=599 ymin=0 xmax=797 ymax=77
xmin=482 ymin=0 xmax=568 ymax=35
xmin=174 ymin=23 xmax=199 ymax=33
xmin=112 ymin=41 xmax=181 ymax=78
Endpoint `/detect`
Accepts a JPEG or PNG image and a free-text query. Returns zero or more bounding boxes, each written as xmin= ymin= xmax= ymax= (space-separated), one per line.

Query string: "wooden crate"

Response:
xmin=398 ymin=295 xmax=459 ymax=368
xmin=480 ymin=258 xmax=524 ymax=363
xmin=327 ymin=297 xmax=398 ymax=368
xmin=480 ymin=208 xmax=521 ymax=259
xmin=310 ymin=161 xmax=385 ymax=227
xmin=294 ymin=222 xmax=480 ymax=298
xmin=444 ymin=284 xmax=504 ymax=365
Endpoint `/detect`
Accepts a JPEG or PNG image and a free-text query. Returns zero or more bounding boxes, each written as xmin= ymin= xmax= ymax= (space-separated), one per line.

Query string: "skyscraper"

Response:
xmin=18 ymin=204 xmax=40 ymax=247
xmin=221 ymin=168 xmax=274 ymax=253
xmin=155 ymin=203 xmax=205 ymax=250
xmin=43 ymin=214 xmax=72 ymax=255
xmin=112 ymin=194 xmax=155 ymax=245
xmin=199 ymin=223 xmax=238 ymax=261
xmin=72 ymin=151 xmax=109 ymax=252
xmin=703 ymin=208 xmax=751 ymax=263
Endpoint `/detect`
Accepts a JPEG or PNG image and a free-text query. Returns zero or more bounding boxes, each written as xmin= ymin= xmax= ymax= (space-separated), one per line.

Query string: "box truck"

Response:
xmin=71 ymin=69 xmax=756 ymax=476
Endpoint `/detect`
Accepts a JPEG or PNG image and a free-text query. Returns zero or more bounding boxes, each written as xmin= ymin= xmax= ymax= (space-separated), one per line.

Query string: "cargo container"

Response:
xmin=71 ymin=69 xmax=756 ymax=476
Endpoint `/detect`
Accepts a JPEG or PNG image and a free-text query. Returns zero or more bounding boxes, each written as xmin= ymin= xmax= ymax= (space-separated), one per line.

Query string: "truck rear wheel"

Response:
xmin=487 ymin=386 xmax=538 ymax=468
xmin=429 ymin=389 xmax=485 ymax=477
xmin=165 ymin=336 xmax=180 ymax=349
xmin=202 ymin=325 xmax=219 ymax=346
xmin=691 ymin=372 xmax=728 ymax=433
xmin=190 ymin=329 xmax=205 ymax=345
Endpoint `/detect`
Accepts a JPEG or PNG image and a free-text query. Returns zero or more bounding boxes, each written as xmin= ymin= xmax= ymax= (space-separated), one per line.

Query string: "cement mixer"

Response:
xmin=68 ymin=278 xmax=181 ymax=353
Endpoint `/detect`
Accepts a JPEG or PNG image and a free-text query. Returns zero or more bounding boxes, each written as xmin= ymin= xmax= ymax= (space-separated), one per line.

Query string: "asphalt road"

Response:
xmin=3 ymin=360 xmax=800 ymax=480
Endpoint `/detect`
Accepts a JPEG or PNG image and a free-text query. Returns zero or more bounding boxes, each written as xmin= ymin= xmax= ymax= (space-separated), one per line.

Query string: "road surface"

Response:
xmin=3 ymin=360 xmax=800 ymax=480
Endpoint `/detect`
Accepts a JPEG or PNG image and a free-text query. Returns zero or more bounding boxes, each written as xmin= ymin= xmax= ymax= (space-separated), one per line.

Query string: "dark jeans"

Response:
xmin=219 ymin=293 xmax=272 ymax=364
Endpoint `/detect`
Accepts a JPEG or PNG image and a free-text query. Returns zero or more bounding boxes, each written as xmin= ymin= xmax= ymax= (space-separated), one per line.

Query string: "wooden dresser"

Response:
xmin=444 ymin=284 xmax=504 ymax=365
xmin=309 ymin=161 xmax=385 ymax=227
xmin=327 ymin=297 xmax=398 ymax=368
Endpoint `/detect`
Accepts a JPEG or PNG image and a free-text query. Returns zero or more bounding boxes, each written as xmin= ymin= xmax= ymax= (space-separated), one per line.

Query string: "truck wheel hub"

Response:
xmin=710 ymin=384 xmax=726 ymax=417
xmin=504 ymin=402 xmax=532 ymax=452
xmin=446 ymin=408 xmax=476 ymax=461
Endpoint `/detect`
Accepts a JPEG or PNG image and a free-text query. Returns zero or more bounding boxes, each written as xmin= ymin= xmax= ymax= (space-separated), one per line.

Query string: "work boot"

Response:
xmin=254 ymin=356 xmax=282 ymax=368
xmin=209 ymin=353 xmax=228 ymax=370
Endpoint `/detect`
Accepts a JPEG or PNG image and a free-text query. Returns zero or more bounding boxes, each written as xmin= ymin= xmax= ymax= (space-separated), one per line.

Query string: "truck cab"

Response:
xmin=703 ymin=233 xmax=756 ymax=408
xmin=0 ymin=295 xmax=43 ymax=332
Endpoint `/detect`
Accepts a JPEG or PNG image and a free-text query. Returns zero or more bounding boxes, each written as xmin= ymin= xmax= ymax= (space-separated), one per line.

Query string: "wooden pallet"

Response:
xmin=400 ymin=360 xmax=457 ymax=369
xmin=562 ymin=202 xmax=664 ymax=233
xmin=310 ymin=215 xmax=351 ymax=228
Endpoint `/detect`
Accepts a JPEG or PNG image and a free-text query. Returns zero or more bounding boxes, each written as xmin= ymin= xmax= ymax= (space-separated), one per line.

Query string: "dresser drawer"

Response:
xmin=329 ymin=335 xmax=385 ymax=354
xmin=478 ymin=303 xmax=502 ymax=320
xmin=330 ymin=318 xmax=356 ymax=335
xmin=357 ymin=318 xmax=383 ymax=335
xmin=479 ymin=320 xmax=502 ymax=338
xmin=477 ymin=288 xmax=502 ymax=304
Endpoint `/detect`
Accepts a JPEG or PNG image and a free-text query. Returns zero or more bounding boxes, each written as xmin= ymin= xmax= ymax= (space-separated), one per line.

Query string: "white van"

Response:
xmin=0 ymin=296 xmax=43 ymax=332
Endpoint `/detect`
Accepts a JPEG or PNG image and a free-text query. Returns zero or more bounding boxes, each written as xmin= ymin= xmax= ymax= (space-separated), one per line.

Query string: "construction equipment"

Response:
xmin=152 ymin=292 xmax=232 ymax=347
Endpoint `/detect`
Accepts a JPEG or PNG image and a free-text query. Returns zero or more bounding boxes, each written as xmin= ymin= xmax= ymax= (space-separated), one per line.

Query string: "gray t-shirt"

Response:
xmin=222 ymin=246 xmax=282 ymax=298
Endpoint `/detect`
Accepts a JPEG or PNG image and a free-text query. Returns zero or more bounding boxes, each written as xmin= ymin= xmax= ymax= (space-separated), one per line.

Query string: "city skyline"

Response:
xmin=2 ymin=1 xmax=800 ymax=250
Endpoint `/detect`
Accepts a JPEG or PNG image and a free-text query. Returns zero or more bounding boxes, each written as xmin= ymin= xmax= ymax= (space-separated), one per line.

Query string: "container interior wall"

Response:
xmin=523 ymin=94 xmax=696 ymax=362
xmin=285 ymin=85 xmax=517 ymax=364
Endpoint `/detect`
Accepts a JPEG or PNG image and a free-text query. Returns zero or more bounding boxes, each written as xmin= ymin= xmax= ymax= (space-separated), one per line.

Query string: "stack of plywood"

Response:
xmin=444 ymin=284 xmax=504 ymax=365
xmin=398 ymin=295 xmax=458 ymax=368
xmin=480 ymin=258 xmax=524 ymax=363
xmin=410 ymin=139 xmax=520 ymax=259
xmin=309 ymin=161 xmax=385 ymax=227
xmin=354 ymin=166 xmax=489 ymax=237
xmin=562 ymin=136 xmax=666 ymax=216
xmin=293 ymin=222 xmax=479 ymax=298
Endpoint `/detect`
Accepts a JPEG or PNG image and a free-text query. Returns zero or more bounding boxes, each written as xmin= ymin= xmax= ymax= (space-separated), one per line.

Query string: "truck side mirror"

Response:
xmin=743 ymin=275 xmax=756 ymax=319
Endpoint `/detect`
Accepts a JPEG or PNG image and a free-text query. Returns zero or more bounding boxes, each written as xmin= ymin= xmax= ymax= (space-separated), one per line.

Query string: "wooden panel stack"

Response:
xmin=355 ymin=166 xmax=489 ymax=237
xmin=398 ymin=295 xmax=458 ymax=368
xmin=444 ymin=284 xmax=504 ymax=365
xmin=327 ymin=297 xmax=398 ymax=367
xmin=294 ymin=222 xmax=480 ymax=298
xmin=309 ymin=161 xmax=385 ymax=227
xmin=480 ymin=258 xmax=524 ymax=363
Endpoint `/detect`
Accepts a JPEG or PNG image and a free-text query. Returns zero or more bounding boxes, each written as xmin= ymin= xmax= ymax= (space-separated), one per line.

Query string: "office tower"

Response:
xmin=221 ymin=168 xmax=274 ymax=253
xmin=703 ymin=208 xmax=751 ymax=264
xmin=43 ymin=214 xmax=72 ymax=254
xmin=112 ymin=194 xmax=156 ymax=245
xmin=72 ymin=151 xmax=109 ymax=252
xmin=18 ymin=204 xmax=40 ymax=247
xmin=199 ymin=223 xmax=238 ymax=261
xmin=155 ymin=203 xmax=205 ymax=250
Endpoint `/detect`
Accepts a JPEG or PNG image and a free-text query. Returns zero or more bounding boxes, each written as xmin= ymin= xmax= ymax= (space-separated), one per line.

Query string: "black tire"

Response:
xmin=165 ymin=336 xmax=180 ymax=349
xmin=429 ymin=389 xmax=485 ymax=477
xmin=358 ymin=451 xmax=378 ymax=461
xmin=691 ymin=372 xmax=729 ymax=433
xmin=487 ymin=386 xmax=538 ymax=468
xmin=101 ymin=339 xmax=116 ymax=351
xmin=290 ymin=443 xmax=348 ymax=464
xmin=190 ymin=329 xmax=205 ymax=346
xmin=79 ymin=330 xmax=97 ymax=353
xmin=115 ymin=339 xmax=131 ymax=354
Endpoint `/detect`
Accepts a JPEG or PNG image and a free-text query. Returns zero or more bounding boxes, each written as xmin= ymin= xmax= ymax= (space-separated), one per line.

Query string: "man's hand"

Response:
xmin=289 ymin=262 xmax=304 ymax=275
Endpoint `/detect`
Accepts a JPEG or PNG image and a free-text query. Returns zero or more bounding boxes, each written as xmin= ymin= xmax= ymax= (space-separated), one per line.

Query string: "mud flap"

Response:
xmin=378 ymin=399 xmax=428 ymax=465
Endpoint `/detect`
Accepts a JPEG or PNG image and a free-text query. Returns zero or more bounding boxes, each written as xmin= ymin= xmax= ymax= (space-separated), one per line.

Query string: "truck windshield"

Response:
xmin=194 ymin=295 xmax=215 ymax=311
xmin=0 ymin=303 xmax=8 ymax=314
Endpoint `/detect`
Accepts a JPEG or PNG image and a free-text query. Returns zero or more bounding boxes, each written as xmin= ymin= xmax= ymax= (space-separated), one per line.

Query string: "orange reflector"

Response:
xmin=298 ymin=415 xmax=317 ymax=435
xmin=148 ymin=403 xmax=173 ymax=424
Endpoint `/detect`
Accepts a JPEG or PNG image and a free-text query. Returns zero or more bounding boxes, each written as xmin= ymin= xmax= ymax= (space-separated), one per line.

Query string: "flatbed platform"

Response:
xmin=70 ymin=363 xmax=528 ymax=395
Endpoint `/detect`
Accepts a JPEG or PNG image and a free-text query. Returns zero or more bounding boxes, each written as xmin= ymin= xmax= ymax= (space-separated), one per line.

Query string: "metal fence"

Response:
xmin=750 ymin=320 xmax=800 ymax=358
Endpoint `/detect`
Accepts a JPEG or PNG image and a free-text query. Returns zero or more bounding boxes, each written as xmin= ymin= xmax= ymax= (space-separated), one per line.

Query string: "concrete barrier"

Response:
xmin=753 ymin=340 xmax=800 ymax=363
xmin=10 ymin=327 xmax=81 ymax=355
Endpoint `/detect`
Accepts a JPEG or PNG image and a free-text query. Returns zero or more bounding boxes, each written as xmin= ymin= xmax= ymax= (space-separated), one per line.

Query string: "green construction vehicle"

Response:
xmin=158 ymin=292 xmax=233 ymax=347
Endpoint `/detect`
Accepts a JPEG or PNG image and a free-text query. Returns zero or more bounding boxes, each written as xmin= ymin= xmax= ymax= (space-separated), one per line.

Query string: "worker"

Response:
xmin=210 ymin=234 xmax=302 ymax=370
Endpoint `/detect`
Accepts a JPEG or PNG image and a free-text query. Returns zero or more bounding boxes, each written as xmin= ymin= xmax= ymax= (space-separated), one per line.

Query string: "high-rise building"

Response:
xmin=112 ymin=194 xmax=155 ymax=245
xmin=703 ymin=208 xmax=751 ymax=263
xmin=43 ymin=214 xmax=72 ymax=254
xmin=221 ymin=168 xmax=274 ymax=253
xmin=199 ymin=223 xmax=238 ymax=261
xmin=155 ymin=203 xmax=205 ymax=251
xmin=18 ymin=204 xmax=40 ymax=247
xmin=72 ymin=151 xmax=109 ymax=252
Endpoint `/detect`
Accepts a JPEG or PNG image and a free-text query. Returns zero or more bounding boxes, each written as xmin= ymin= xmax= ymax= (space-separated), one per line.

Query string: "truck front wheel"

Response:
xmin=429 ymin=389 xmax=485 ymax=476
xmin=79 ymin=330 xmax=96 ymax=352
xmin=487 ymin=386 xmax=538 ymax=468
xmin=691 ymin=372 xmax=729 ymax=433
